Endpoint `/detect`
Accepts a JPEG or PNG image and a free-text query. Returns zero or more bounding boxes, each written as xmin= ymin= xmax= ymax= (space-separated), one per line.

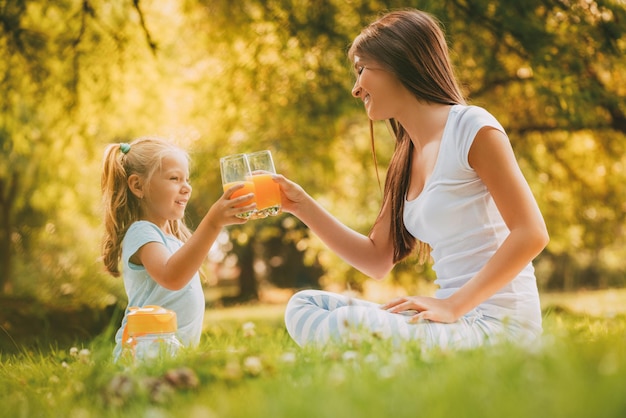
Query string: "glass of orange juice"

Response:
xmin=246 ymin=150 xmax=281 ymax=219
xmin=220 ymin=153 xmax=256 ymax=219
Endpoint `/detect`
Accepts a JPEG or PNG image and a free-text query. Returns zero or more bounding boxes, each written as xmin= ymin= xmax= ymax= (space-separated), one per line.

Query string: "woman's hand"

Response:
xmin=272 ymin=174 xmax=309 ymax=215
xmin=380 ymin=296 xmax=460 ymax=324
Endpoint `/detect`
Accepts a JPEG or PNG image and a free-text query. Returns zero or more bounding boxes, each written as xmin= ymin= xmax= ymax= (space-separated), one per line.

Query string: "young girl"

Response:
xmin=274 ymin=9 xmax=549 ymax=350
xmin=101 ymin=137 xmax=255 ymax=359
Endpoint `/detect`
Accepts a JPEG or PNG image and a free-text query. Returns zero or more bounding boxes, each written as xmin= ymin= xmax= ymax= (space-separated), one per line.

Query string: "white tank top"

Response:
xmin=403 ymin=105 xmax=541 ymax=330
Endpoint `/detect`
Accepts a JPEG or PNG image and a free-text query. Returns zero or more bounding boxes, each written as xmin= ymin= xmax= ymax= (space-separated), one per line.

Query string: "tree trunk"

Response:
xmin=0 ymin=173 xmax=17 ymax=294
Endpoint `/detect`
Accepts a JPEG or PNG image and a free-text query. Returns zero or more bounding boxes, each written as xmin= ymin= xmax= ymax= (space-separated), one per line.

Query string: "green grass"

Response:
xmin=2 ymin=298 xmax=626 ymax=418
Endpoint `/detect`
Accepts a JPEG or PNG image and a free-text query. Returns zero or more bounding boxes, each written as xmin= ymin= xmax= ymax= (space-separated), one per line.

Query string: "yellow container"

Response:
xmin=126 ymin=305 xmax=177 ymax=336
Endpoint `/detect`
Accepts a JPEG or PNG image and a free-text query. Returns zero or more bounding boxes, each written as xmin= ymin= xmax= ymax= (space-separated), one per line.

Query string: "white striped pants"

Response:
xmin=284 ymin=289 xmax=531 ymax=350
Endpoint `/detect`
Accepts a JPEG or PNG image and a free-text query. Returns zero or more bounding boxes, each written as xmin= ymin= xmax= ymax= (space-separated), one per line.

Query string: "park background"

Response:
xmin=1 ymin=0 xmax=626 ymax=351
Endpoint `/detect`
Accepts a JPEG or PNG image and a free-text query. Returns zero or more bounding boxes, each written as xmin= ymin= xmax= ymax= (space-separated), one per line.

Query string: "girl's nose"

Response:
xmin=351 ymin=82 xmax=362 ymax=98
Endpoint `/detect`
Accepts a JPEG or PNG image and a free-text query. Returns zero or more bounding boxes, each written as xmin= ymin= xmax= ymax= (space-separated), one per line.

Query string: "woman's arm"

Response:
xmin=383 ymin=126 xmax=549 ymax=322
xmin=446 ymin=126 xmax=549 ymax=316
xmin=273 ymin=175 xmax=396 ymax=279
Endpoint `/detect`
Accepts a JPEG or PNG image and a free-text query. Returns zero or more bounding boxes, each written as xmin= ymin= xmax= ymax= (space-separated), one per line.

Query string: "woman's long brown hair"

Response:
xmin=349 ymin=9 xmax=466 ymax=263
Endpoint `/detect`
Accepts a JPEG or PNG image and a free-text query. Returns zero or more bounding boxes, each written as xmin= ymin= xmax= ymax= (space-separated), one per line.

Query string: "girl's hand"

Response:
xmin=208 ymin=183 xmax=256 ymax=226
xmin=272 ymin=174 xmax=308 ymax=215
xmin=380 ymin=296 xmax=460 ymax=324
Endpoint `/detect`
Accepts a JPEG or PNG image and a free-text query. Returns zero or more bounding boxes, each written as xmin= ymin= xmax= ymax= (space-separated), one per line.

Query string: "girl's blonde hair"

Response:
xmin=348 ymin=9 xmax=466 ymax=264
xmin=101 ymin=137 xmax=192 ymax=277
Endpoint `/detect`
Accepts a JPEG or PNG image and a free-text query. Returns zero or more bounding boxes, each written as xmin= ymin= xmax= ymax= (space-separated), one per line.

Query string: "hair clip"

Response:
xmin=120 ymin=143 xmax=131 ymax=154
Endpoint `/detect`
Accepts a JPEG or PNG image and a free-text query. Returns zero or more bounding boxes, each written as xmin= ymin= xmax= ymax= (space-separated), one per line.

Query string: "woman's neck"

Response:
xmin=396 ymin=101 xmax=454 ymax=150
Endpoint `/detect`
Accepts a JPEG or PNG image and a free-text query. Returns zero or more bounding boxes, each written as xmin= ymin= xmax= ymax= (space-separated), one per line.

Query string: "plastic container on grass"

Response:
xmin=123 ymin=305 xmax=183 ymax=362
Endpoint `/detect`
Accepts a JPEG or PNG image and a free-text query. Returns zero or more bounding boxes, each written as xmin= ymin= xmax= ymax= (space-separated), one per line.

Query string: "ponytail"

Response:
xmin=101 ymin=144 xmax=141 ymax=277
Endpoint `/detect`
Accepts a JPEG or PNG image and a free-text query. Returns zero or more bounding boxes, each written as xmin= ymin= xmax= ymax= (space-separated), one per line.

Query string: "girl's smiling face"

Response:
xmin=351 ymin=55 xmax=410 ymax=121
xmin=142 ymin=151 xmax=192 ymax=231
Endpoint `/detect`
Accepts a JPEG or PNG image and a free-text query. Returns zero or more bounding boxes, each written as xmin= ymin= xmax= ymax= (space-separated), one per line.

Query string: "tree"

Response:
xmin=2 ymin=0 xmax=625 ymax=310
xmin=0 ymin=0 xmax=160 ymax=303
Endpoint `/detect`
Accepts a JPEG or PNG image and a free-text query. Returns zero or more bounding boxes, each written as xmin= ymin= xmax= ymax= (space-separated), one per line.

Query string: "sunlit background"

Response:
xmin=1 ymin=0 xmax=625 ymax=343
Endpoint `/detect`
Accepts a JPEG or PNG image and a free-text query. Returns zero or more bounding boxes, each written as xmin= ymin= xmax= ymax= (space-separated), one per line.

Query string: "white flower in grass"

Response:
xmin=347 ymin=331 xmax=363 ymax=346
xmin=364 ymin=353 xmax=379 ymax=364
xmin=224 ymin=359 xmax=242 ymax=380
xmin=389 ymin=352 xmax=407 ymax=366
xmin=69 ymin=347 xmax=79 ymax=357
xmin=378 ymin=365 xmax=395 ymax=380
xmin=280 ymin=352 xmax=297 ymax=364
xmin=242 ymin=322 xmax=256 ymax=337
xmin=328 ymin=364 xmax=346 ymax=385
xmin=189 ymin=405 xmax=219 ymax=418
xmin=342 ymin=350 xmax=358 ymax=362
xmin=243 ymin=356 xmax=263 ymax=376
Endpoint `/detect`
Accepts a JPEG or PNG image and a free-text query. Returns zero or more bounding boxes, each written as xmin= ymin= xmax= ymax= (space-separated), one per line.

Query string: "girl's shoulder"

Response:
xmin=127 ymin=220 xmax=162 ymax=234
xmin=124 ymin=221 xmax=167 ymax=244
xmin=122 ymin=221 xmax=170 ymax=260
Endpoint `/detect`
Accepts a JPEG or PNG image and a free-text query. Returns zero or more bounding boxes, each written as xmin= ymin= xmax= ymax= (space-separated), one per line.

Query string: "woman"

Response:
xmin=273 ymin=9 xmax=549 ymax=350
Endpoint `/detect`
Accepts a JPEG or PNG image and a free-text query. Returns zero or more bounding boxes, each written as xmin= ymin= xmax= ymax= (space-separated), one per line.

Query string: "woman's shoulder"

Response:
xmin=452 ymin=104 xmax=501 ymax=127
xmin=449 ymin=104 xmax=505 ymax=140
xmin=446 ymin=105 xmax=507 ymax=169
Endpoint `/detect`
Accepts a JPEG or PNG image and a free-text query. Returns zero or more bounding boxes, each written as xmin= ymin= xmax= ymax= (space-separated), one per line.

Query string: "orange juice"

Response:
xmin=223 ymin=180 xmax=256 ymax=207
xmin=250 ymin=173 xmax=281 ymax=211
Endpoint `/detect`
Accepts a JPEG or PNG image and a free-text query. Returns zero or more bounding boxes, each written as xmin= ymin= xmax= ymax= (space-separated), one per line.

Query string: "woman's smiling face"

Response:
xmin=351 ymin=55 xmax=410 ymax=121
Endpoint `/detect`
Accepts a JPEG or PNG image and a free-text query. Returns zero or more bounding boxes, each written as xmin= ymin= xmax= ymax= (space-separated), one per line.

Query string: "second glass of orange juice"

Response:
xmin=246 ymin=150 xmax=281 ymax=218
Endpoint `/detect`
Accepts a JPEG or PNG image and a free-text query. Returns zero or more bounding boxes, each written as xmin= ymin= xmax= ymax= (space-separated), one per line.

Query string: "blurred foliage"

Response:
xmin=1 ymin=0 xmax=625 ymax=310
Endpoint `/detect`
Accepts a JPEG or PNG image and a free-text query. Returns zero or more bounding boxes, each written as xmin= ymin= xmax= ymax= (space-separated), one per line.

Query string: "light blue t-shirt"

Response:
xmin=113 ymin=220 xmax=205 ymax=359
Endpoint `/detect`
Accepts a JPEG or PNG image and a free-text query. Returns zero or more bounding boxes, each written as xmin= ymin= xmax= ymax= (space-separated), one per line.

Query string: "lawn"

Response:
xmin=1 ymin=289 xmax=625 ymax=418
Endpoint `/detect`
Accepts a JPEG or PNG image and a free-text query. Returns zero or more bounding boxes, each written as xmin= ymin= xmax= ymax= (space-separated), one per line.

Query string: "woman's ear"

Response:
xmin=128 ymin=174 xmax=144 ymax=199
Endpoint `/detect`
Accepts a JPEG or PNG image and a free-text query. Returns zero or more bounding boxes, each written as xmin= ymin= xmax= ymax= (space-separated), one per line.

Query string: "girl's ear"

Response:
xmin=128 ymin=174 xmax=144 ymax=199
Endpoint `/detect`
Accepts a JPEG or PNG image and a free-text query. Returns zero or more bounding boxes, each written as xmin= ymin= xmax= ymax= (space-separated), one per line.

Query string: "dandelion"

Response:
xmin=342 ymin=350 xmax=358 ymax=362
xmin=189 ymin=405 xmax=219 ymax=418
xmin=224 ymin=359 xmax=243 ymax=380
xmin=347 ymin=330 xmax=363 ymax=346
xmin=389 ymin=352 xmax=407 ymax=367
xmin=280 ymin=352 xmax=297 ymax=364
xmin=78 ymin=348 xmax=91 ymax=363
xmin=364 ymin=353 xmax=379 ymax=364
xmin=378 ymin=365 xmax=395 ymax=380
xmin=328 ymin=364 xmax=346 ymax=385
xmin=242 ymin=321 xmax=256 ymax=337
xmin=243 ymin=356 xmax=263 ymax=376
xmin=69 ymin=347 xmax=79 ymax=357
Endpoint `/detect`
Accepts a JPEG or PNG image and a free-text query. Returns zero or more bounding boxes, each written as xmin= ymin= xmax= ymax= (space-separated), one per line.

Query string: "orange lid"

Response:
xmin=126 ymin=305 xmax=177 ymax=336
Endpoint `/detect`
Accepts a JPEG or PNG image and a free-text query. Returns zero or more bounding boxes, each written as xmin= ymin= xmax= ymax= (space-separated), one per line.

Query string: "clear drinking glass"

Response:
xmin=220 ymin=153 xmax=257 ymax=219
xmin=246 ymin=150 xmax=281 ymax=219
